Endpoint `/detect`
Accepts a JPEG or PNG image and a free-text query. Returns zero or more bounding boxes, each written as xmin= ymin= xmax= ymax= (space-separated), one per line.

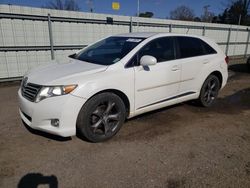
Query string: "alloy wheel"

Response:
xmin=203 ymin=77 xmax=220 ymax=105
xmin=90 ymin=100 xmax=120 ymax=136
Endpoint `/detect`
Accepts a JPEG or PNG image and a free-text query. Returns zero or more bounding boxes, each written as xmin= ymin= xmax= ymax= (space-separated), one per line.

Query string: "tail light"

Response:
xmin=225 ymin=56 xmax=229 ymax=64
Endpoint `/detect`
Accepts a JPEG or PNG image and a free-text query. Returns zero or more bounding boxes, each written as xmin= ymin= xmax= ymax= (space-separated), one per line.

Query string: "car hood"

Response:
xmin=26 ymin=59 xmax=108 ymax=85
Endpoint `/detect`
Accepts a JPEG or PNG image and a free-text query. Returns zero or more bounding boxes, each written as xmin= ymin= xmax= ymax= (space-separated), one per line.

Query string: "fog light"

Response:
xmin=51 ymin=119 xmax=59 ymax=127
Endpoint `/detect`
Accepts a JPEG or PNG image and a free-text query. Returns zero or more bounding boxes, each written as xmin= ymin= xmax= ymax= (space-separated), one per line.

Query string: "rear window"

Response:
xmin=176 ymin=36 xmax=216 ymax=59
xmin=201 ymin=40 xmax=217 ymax=55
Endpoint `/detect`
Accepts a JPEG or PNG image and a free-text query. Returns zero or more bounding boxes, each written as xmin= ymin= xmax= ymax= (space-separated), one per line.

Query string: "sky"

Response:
xmin=0 ymin=0 xmax=226 ymax=18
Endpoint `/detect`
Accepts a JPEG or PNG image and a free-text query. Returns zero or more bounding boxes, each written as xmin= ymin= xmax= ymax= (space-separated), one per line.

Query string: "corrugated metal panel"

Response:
xmin=0 ymin=4 xmax=250 ymax=81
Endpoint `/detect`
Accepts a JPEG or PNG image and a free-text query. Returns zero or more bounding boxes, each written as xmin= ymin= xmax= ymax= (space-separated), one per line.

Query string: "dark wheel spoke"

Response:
xmin=204 ymin=91 xmax=209 ymax=98
xmin=211 ymin=82 xmax=216 ymax=89
xmin=105 ymin=101 xmax=115 ymax=114
xmin=107 ymin=113 xmax=119 ymax=121
xmin=204 ymin=96 xmax=208 ymax=102
xmin=103 ymin=121 xmax=111 ymax=135
xmin=92 ymin=119 xmax=102 ymax=128
xmin=91 ymin=119 xmax=102 ymax=133
xmin=207 ymin=93 xmax=211 ymax=102
xmin=92 ymin=108 xmax=102 ymax=118
xmin=207 ymin=81 xmax=211 ymax=88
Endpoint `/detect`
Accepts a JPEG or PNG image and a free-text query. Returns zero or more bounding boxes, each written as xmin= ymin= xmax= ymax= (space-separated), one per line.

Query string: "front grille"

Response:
xmin=21 ymin=82 xmax=42 ymax=102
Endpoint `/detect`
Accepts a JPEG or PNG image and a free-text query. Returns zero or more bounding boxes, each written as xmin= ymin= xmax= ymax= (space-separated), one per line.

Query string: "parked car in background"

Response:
xmin=18 ymin=32 xmax=228 ymax=142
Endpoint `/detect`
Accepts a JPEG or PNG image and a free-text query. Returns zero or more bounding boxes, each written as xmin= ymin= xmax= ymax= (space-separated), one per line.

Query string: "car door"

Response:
xmin=134 ymin=37 xmax=181 ymax=110
xmin=176 ymin=36 xmax=212 ymax=93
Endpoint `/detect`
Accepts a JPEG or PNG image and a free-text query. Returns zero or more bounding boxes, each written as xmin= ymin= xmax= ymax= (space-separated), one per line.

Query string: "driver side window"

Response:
xmin=138 ymin=37 xmax=175 ymax=63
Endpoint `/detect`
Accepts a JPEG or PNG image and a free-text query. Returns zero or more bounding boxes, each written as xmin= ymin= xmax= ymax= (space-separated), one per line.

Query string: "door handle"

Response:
xmin=172 ymin=65 xmax=180 ymax=71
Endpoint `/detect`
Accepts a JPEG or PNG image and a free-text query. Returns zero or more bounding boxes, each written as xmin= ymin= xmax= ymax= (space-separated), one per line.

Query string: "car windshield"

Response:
xmin=72 ymin=37 xmax=144 ymax=65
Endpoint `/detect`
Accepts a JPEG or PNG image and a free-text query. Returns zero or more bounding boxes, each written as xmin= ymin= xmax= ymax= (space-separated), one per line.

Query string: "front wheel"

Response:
xmin=77 ymin=92 xmax=126 ymax=142
xmin=198 ymin=75 xmax=220 ymax=107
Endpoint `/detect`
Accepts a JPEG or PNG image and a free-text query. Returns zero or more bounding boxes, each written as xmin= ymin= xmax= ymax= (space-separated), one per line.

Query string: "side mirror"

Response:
xmin=140 ymin=55 xmax=157 ymax=66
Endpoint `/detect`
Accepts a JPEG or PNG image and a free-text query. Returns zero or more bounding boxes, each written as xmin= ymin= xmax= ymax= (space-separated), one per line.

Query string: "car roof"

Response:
xmin=114 ymin=32 xmax=205 ymax=39
xmin=114 ymin=32 xmax=221 ymax=53
xmin=114 ymin=32 xmax=159 ymax=38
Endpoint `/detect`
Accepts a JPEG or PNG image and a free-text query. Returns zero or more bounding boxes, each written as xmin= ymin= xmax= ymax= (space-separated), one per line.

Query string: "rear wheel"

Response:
xmin=77 ymin=92 xmax=126 ymax=142
xmin=198 ymin=75 xmax=220 ymax=107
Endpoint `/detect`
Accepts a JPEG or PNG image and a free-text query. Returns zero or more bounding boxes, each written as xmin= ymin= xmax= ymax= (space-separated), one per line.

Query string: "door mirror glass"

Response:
xmin=140 ymin=55 xmax=157 ymax=66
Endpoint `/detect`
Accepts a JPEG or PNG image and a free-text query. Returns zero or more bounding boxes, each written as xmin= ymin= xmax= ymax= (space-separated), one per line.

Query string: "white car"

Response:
xmin=18 ymin=32 xmax=228 ymax=142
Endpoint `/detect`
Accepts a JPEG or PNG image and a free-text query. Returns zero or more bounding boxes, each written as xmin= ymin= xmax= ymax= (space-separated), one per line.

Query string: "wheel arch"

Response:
xmin=198 ymin=70 xmax=223 ymax=96
xmin=209 ymin=70 xmax=223 ymax=88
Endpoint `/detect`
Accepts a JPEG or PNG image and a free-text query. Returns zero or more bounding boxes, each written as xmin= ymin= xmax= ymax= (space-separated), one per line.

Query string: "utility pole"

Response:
xmin=86 ymin=0 xmax=94 ymax=12
xmin=233 ymin=14 xmax=242 ymax=56
xmin=137 ymin=0 xmax=140 ymax=17
xmin=203 ymin=5 xmax=210 ymax=15
xmin=137 ymin=0 xmax=140 ymax=27
xmin=238 ymin=14 xmax=242 ymax=25
xmin=203 ymin=5 xmax=210 ymax=22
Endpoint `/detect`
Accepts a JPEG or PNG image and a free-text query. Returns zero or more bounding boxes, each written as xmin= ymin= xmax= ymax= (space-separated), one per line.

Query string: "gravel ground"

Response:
xmin=0 ymin=62 xmax=250 ymax=188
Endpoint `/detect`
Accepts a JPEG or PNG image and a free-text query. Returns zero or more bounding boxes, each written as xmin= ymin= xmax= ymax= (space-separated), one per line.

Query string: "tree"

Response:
xmin=194 ymin=17 xmax=201 ymax=22
xmin=211 ymin=16 xmax=220 ymax=23
xmin=217 ymin=8 xmax=230 ymax=24
xmin=217 ymin=0 xmax=250 ymax=25
xmin=45 ymin=0 xmax=80 ymax=11
xmin=139 ymin=12 xmax=154 ymax=18
xmin=170 ymin=5 xmax=195 ymax=21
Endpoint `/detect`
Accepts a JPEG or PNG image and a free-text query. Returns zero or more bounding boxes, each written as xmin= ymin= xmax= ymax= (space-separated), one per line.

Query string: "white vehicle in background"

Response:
xmin=18 ymin=32 xmax=228 ymax=142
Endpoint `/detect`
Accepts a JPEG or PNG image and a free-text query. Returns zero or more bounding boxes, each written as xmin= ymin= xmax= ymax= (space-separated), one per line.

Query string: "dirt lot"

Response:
xmin=0 ymin=62 xmax=250 ymax=188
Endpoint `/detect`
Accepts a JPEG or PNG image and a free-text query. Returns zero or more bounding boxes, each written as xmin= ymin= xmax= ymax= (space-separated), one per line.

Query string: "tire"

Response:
xmin=198 ymin=75 xmax=220 ymax=107
xmin=76 ymin=92 xmax=126 ymax=142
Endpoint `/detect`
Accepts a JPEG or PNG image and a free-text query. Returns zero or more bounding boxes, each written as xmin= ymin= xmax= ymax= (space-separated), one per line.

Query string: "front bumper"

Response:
xmin=18 ymin=89 xmax=86 ymax=137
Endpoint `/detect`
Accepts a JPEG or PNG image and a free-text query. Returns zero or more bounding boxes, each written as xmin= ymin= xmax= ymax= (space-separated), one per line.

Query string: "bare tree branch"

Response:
xmin=170 ymin=5 xmax=195 ymax=21
xmin=44 ymin=0 xmax=80 ymax=11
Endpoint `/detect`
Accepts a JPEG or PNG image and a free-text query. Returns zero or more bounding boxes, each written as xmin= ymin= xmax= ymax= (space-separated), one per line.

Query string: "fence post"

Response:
xmin=48 ymin=14 xmax=55 ymax=60
xmin=169 ymin=24 xmax=172 ymax=33
xmin=225 ymin=27 xmax=231 ymax=56
xmin=129 ymin=16 xmax=133 ymax=33
xmin=244 ymin=29 xmax=250 ymax=58
xmin=202 ymin=26 xmax=206 ymax=36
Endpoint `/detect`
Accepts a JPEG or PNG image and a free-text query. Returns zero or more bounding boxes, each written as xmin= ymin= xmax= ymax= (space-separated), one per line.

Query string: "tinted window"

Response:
xmin=201 ymin=40 xmax=217 ymax=54
xmin=139 ymin=37 xmax=175 ymax=63
xmin=177 ymin=37 xmax=204 ymax=58
xmin=73 ymin=37 xmax=144 ymax=65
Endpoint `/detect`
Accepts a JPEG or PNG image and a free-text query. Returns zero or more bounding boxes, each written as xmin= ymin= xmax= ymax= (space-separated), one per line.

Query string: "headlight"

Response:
xmin=35 ymin=85 xmax=77 ymax=102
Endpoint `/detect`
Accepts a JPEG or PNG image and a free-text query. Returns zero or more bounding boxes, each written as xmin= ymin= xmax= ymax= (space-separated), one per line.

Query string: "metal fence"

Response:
xmin=0 ymin=4 xmax=250 ymax=81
